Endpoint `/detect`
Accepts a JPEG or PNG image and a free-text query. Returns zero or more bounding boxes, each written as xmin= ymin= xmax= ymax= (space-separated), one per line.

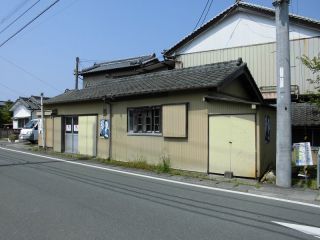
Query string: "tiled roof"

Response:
xmin=292 ymin=102 xmax=320 ymax=126
xmin=45 ymin=59 xmax=256 ymax=105
xmin=79 ymin=54 xmax=158 ymax=75
xmin=10 ymin=95 xmax=49 ymax=111
xmin=164 ymin=2 xmax=320 ymax=56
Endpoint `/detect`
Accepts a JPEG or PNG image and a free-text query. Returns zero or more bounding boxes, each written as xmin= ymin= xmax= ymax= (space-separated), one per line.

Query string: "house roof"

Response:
xmin=164 ymin=2 xmax=320 ymax=56
xmin=204 ymin=93 xmax=261 ymax=105
xmin=45 ymin=59 xmax=263 ymax=105
xmin=10 ymin=95 xmax=49 ymax=111
xmin=292 ymin=102 xmax=320 ymax=126
xmin=79 ymin=54 xmax=160 ymax=75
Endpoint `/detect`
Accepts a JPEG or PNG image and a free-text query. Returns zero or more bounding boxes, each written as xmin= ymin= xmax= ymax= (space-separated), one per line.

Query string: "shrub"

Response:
xmin=8 ymin=134 xmax=17 ymax=142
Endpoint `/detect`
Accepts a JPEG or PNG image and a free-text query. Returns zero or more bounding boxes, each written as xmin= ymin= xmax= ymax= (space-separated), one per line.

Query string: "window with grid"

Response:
xmin=128 ymin=106 xmax=162 ymax=134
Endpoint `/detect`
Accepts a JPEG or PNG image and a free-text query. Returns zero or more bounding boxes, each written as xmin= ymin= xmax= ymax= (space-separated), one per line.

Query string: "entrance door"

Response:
xmin=64 ymin=116 xmax=78 ymax=154
xmin=209 ymin=114 xmax=256 ymax=178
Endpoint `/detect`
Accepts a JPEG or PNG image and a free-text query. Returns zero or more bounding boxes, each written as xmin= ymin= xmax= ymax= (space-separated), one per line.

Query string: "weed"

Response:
xmin=293 ymin=178 xmax=318 ymax=190
xmin=76 ymin=155 xmax=91 ymax=160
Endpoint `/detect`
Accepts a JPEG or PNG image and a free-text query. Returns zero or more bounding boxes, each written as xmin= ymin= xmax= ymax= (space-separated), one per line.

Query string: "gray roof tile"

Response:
xmin=45 ymin=59 xmax=247 ymax=105
xmin=292 ymin=102 xmax=320 ymax=126
xmin=79 ymin=54 xmax=158 ymax=75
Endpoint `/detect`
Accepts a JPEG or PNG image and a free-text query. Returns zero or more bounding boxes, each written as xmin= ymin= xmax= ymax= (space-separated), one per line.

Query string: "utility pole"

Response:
xmin=75 ymin=57 xmax=79 ymax=90
xmin=273 ymin=0 xmax=292 ymax=187
xmin=40 ymin=92 xmax=46 ymax=149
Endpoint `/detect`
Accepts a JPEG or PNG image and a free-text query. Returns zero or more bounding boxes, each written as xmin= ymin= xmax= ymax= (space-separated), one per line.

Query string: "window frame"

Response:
xmin=127 ymin=106 xmax=162 ymax=136
xmin=17 ymin=118 xmax=30 ymax=129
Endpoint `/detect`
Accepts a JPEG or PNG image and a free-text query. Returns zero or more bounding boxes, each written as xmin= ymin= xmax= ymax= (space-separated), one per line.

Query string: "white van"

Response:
xmin=19 ymin=119 xmax=39 ymax=143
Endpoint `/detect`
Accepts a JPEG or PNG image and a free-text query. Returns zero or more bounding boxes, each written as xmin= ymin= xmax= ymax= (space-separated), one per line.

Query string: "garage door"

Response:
xmin=78 ymin=116 xmax=97 ymax=156
xmin=209 ymin=114 xmax=256 ymax=178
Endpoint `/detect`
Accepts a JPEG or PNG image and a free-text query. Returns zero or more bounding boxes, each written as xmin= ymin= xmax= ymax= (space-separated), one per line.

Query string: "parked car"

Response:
xmin=19 ymin=119 xmax=39 ymax=143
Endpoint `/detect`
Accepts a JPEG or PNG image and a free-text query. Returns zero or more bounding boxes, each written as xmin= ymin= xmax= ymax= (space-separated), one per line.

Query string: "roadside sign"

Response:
xmin=293 ymin=142 xmax=313 ymax=166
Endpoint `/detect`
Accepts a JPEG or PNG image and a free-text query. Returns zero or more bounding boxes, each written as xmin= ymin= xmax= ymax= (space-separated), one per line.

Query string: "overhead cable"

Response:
xmin=200 ymin=0 xmax=213 ymax=26
xmin=0 ymin=55 xmax=60 ymax=91
xmin=193 ymin=0 xmax=210 ymax=31
xmin=0 ymin=0 xmax=31 ymax=26
xmin=0 ymin=0 xmax=61 ymax=49
xmin=0 ymin=0 xmax=41 ymax=36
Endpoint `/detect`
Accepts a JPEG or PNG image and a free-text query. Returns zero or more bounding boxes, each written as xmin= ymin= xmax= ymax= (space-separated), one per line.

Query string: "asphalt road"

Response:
xmin=0 ymin=147 xmax=320 ymax=240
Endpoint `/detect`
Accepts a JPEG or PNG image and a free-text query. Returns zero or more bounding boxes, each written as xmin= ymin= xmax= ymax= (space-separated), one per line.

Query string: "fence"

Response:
xmin=0 ymin=129 xmax=17 ymax=139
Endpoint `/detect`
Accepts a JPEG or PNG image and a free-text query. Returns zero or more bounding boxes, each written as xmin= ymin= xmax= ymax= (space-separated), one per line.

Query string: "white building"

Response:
xmin=163 ymin=1 xmax=320 ymax=146
xmin=10 ymin=96 xmax=44 ymax=130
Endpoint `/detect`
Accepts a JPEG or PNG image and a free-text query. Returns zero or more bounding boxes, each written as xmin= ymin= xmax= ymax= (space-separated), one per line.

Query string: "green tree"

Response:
xmin=300 ymin=55 xmax=320 ymax=106
xmin=0 ymin=101 xmax=13 ymax=127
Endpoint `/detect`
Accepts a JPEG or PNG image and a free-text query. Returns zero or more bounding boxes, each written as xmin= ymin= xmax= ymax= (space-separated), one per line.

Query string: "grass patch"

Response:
xmin=292 ymin=178 xmax=318 ymax=190
xmin=93 ymin=158 xmax=171 ymax=173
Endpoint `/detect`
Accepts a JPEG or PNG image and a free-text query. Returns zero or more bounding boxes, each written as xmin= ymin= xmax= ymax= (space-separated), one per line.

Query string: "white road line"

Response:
xmin=273 ymin=221 xmax=320 ymax=238
xmin=1 ymin=146 xmax=320 ymax=209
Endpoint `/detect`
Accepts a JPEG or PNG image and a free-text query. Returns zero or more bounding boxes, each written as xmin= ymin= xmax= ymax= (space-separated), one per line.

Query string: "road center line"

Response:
xmin=1 ymin=146 xmax=320 ymax=209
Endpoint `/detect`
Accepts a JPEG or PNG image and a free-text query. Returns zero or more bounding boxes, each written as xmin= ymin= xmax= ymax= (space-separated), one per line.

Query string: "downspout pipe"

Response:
xmin=103 ymin=96 xmax=112 ymax=160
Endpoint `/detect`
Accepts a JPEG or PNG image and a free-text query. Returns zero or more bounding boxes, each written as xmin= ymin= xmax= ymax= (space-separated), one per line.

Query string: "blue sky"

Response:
xmin=0 ymin=0 xmax=319 ymax=101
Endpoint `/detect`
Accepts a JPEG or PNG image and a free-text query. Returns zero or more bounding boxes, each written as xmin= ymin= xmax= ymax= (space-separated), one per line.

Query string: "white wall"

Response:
xmin=13 ymin=104 xmax=31 ymax=118
xmin=13 ymin=120 xmax=18 ymax=129
xmin=177 ymin=12 xmax=320 ymax=55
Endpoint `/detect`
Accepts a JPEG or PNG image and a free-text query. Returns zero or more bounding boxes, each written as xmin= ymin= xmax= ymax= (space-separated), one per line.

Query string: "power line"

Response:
xmin=0 ymin=0 xmax=41 ymax=36
xmin=200 ymin=0 xmax=213 ymax=26
xmin=0 ymin=56 xmax=60 ymax=91
xmin=193 ymin=0 xmax=210 ymax=31
xmin=0 ymin=82 xmax=25 ymax=96
xmin=0 ymin=0 xmax=61 ymax=49
xmin=10 ymin=0 xmax=80 ymax=41
xmin=0 ymin=0 xmax=31 ymax=26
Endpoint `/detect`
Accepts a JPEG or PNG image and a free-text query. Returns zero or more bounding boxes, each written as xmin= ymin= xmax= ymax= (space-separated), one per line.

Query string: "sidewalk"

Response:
xmin=1 ymin=139 xmax=319 ymax=205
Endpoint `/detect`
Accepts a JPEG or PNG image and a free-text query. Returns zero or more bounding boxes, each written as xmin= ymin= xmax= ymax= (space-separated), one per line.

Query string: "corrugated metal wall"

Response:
xmin=111 ymin=92 xmax=261 ymax=173
xmin=177 ymin=37 xmax=320 ymax=94
xmin=111 ymin=92 xmax=208 ymax=172
xmin=45 ymin=118 xmax=54 ymax=148
xmin=38 ymin=117 xmax=53 ymax=148
xmin=53 ymin=117 xmax=62 ymax=152
xmin=46 ymin=91 xmax=274 ymax=176
xmin=47 ymin=102 xmax=109 ymax=158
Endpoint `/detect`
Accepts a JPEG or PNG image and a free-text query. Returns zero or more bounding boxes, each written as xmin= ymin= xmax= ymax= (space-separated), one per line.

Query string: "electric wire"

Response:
xmin=0 ymin=55 xmax=60 ymax=92
xmin=0 ymin=0 xmax=61 ymax=49
xmin=200 ymin=0 xmax=213 ymax=26
xmin=0 ymin=0 xmax=31 ymax=27
xmin=0 ymin=0 xmax=41 ymax=36
xmin=0 ymin=82 xmax=25 ymax=97
xmin=193 ymin=0 xmax=210 ymax=31
xmin=14 ymin=0 xmax=80 ymax=41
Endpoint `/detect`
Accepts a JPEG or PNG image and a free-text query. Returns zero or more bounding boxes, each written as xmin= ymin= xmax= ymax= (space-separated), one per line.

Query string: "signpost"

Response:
xmin=293 ymin=142 xmax=313 ymax=166
xmin=317 ymin=148 xmax=320 ymax=188
xmin=293 ymin=142 xmax=319 ymax=187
